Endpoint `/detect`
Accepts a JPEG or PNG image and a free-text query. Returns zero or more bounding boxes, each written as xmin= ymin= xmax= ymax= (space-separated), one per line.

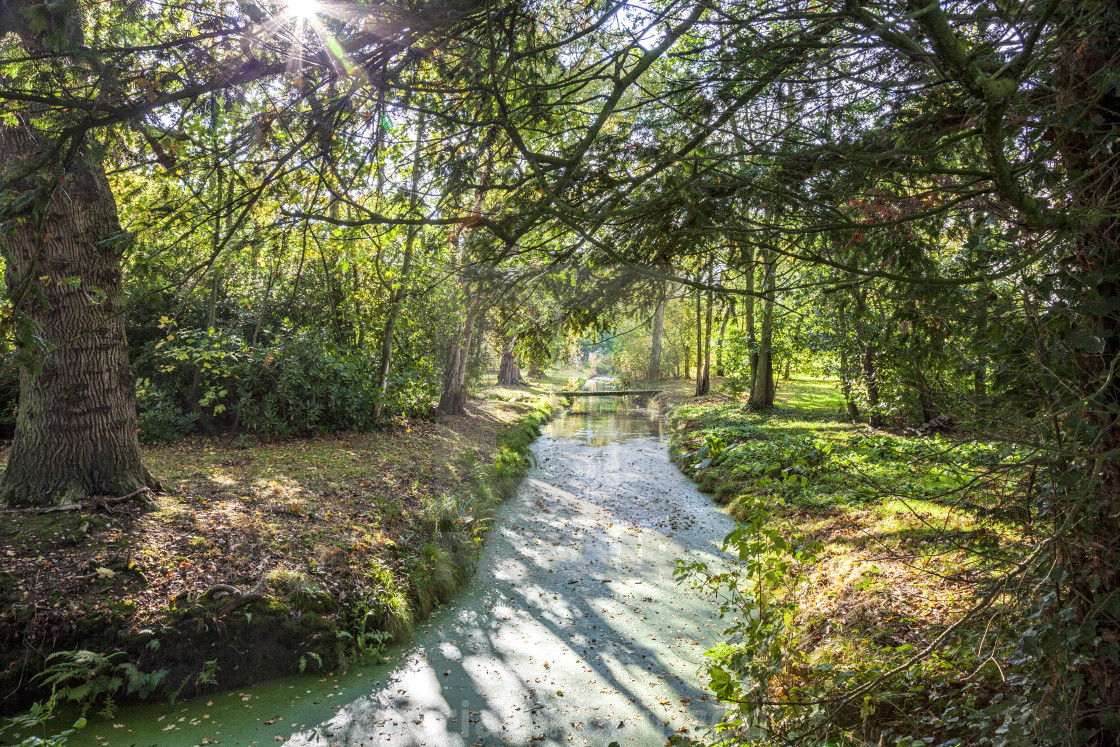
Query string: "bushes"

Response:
xmin=135 ymin=326 xmax=442 ymax=440
xmin=229 ymin=336 xmax=381 ymax=437
xmin=135 ymin=378 xmax=197 ymax=444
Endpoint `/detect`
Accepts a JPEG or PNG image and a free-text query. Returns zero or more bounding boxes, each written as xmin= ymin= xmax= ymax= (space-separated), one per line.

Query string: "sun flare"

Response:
xmin=284 ymin=0 xmax=319 ymax=19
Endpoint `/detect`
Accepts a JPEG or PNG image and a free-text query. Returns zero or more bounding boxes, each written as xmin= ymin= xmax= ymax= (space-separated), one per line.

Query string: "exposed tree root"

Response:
xmin=201 ymin=578 xmax=271 ymax=616
xmin=0 ymin=487 xmax=157 ymax=515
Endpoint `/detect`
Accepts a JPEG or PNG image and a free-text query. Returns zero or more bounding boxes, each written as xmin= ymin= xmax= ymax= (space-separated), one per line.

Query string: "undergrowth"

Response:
xmin=667 ymin=378 xmax=1040 ymax=746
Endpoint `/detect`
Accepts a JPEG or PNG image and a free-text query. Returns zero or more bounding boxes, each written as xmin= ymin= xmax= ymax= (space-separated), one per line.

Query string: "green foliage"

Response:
xmin=141 ymin=325 xmax=438 ymax=439
xmin=671 ymin=387 xmax=1043 ymax=745
xmin=675 ymin=494 xmax=816 ymax=745
xmin=135 ymin=377 xmax=197 ymax=444
xmin=34 ymin=650 xmax=168 ymax=718
xmin=0 ymin=697 xmax=86 ymax=747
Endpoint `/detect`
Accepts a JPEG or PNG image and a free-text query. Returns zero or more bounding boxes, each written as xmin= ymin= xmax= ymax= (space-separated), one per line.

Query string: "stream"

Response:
xmin=71 ymin=401 xmax=736 ymax=747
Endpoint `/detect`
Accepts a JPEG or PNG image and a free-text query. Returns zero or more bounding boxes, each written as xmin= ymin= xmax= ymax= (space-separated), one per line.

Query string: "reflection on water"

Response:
xmin=550 ymin=399 xmax=664 ymax=445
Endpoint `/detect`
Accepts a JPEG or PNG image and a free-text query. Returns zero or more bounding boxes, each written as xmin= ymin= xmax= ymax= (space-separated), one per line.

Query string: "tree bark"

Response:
xmin=715 ymin=301 xmax=731 ymax=377
xmin=838 ymin=345 xmax=861 ymax=422
xmin=694 ymin=283 xmax=704 ymax=396
xmin=0 ymin=125 xmax=158 ymax=506
xmin=750 ymin=245 xmax=775 ymax=408
xmin=861 ymin=344 xmax=882 ymax=428
xmin=438 ymin=296 xmax=482 ymax=416
xmin=744 ymin=244 xmax=758 ymax=388
xmin=696 ymin=270 xmax=713 ymax=396
xmin=837 ymin=305 xmax=861 ymax=422
xmin=647 ymin=294 xmax=665 ymax=383
xmin=497 ymin=337 xmax=523 ymax=385
xmin=912 ymin=358 xmax=936 ymax=423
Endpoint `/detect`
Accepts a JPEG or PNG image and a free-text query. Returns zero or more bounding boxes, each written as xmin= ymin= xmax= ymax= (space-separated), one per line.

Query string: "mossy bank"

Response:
xmin=0 ymin=395 xmax=552 ymax=718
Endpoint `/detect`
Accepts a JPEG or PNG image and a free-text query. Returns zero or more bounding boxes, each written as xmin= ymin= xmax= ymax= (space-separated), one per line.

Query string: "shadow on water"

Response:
xmin=64 ymin=406 xmax=733 ymax=747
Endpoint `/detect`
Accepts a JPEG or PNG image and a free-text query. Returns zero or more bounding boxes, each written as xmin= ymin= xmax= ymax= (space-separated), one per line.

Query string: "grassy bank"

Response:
xmin=661 ymin=377 xmax=1035 ymax=745
xmin=0 ymin=393 xmax=552 ymax=718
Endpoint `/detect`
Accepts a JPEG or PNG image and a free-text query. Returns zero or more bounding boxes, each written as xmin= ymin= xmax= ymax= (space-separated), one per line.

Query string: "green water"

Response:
xmin=53 ymin=407 xmax=732 ymax=747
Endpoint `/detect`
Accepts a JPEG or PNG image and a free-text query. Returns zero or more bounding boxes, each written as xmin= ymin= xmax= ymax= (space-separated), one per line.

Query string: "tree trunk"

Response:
xmin=838 ymin=345 xmax=861 ymax=422
xmin=438 ymin=158 xmax=490 ymax=416
xmin=715 ymin=301 xmax=731 ymax=377
xmin=694 ymin=284 xmax=704 ymax=396
xmin=0 ymin=125 xmax=158 ymax=506
xmin=438 ymin=297 xmax=482 ymax=416
xmin=913 ymin=359 xmax=937 ymax=423
xmin=744 ymin=244 xmax=758 ymax=388
xmin=861 ymin=344 xmax=882 ymax=428
xmin=497 ymin=338 xmax=523 ymax=385
xmin=697 ymin=272 xmax=713 ymax=396
xmin=647 ymin=295 xmax=665 ymax=383
xmin=683 ymin=344 xmax=691 ymax=380
xmin=837 ymin=305 xmax=861 ymax=421
xmin=750 ymin=245 xmax=775 ymax=408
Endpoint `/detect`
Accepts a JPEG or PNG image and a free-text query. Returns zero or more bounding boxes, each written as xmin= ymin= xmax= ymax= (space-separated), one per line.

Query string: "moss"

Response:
xmin=696 ymin=471 xmax=721 ymax=494
xmin=713 ymin=482 xmax=739 ymax=504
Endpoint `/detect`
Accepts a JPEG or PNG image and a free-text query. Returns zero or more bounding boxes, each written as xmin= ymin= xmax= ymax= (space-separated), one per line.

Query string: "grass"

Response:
xmin=0 ymin=391 xmax=552 ymax=715
xmin=661 ymin=375 xmax=1035 ymax=745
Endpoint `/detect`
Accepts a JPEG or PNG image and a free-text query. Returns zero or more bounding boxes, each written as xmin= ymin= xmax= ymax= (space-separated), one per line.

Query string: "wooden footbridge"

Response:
xmin=551 ymin=389 xmax=662 ymax=397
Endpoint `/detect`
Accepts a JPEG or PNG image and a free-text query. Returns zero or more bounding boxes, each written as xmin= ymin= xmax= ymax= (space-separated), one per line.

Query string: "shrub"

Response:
xmin=135 ymin=378 xmax=196 ymax=444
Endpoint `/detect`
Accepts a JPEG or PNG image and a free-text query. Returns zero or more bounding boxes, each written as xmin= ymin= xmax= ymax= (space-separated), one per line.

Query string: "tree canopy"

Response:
xmin=1 ymin=0 xmax=1118 ymax=743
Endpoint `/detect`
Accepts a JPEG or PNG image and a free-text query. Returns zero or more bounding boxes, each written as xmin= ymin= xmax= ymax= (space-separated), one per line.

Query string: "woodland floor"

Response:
xmin=0 ymin=385 xmax=554 ymax=715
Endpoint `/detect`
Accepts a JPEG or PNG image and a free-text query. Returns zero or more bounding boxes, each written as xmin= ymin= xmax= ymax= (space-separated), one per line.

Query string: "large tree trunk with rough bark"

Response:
xmin=497 ymin=338 xmax=523 ymax=385
xmin=0 ymin=125 xmax=157 ymax=507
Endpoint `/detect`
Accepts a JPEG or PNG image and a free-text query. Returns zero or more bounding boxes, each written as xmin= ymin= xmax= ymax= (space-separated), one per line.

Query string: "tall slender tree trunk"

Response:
xmin=694 ymin=283 xmax=704 ymax=396
xmin=750 ymin=245 xmax=775 ymax=408
xmin=647 ymin=294 xmax=665 ymax=383
xmin=837 ymin=304 xmax=861 ymax=421
xmin=374 ymin=113 xmax=426 ymax=422
xmin=0 ymin=125 xmax=158 ymax=506
xmin=839 ymin=346 xmax=861 ymax=422
xmin=744 ymin=244 xmax=757 ymax=388
xmin=697 ymin=270 xmax=713 ymax=396
xmin=861 ymin=344 xmax=882 ymax=428
xmin=715 ymin=301 xmax=731 ymax=377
